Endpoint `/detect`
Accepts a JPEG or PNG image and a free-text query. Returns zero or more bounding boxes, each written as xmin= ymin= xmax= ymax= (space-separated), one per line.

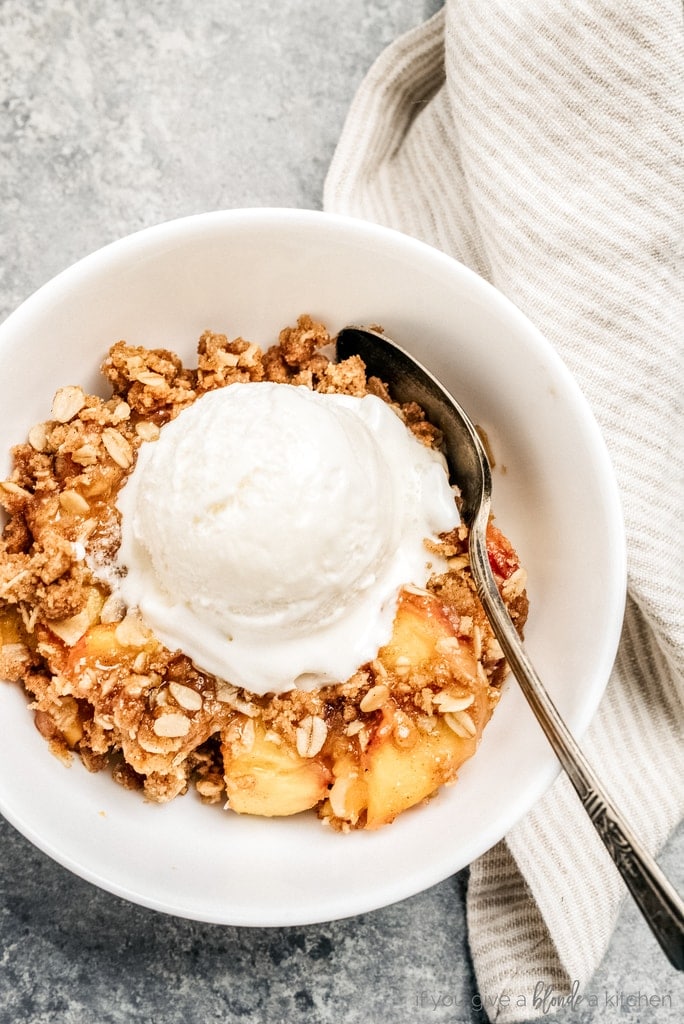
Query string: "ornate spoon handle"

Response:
xmin=335 ymin=323 xmax=683 ymax=969
xmin=469 ymin=522 xmax=684 ymax=971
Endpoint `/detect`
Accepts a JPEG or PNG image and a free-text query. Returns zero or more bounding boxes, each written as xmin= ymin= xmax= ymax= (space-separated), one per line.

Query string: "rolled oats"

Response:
xmin=28 ymin=422 xmax=49 ymax=452
xmin=502 ymin=567 xmax=528 ymax=599
xmin=101 ymin=427 xmax=133 ymax=469
xmin=114 ymin=612 xmax=150 ymax=648
xmin=135 ymin=420 xmax=160 ymax=442
xmin=486 ymin=637 xmax=504 ymax=661
xmin=394 ymin=655 xmax=411 ymax=678
xmin=459 ymin=615 xmax=473 ymax=636
xmin=345 ymin=719 xmax=364 ymax=736
xmin=169 ymin=681 xmax=203 ymax=712
xmin=125 ymin=674 xmax=149 ymax=697
xmin=371 ymin=658 xmax=387 ymax=678
xmin=218 ymin=351 xmax=240 ymax=367
xmin=49 ymin=607 xmax=93 ymax=647
xmin=135 ymin=371 xmax=166 ymax=387
xmin=237 ymin=717 xmax=256 ymax=753
xmin=432 ymin=691 xmax=474 ymax=713
xmin=435 ymin=636 xmax=462 ymax=655
xmin=444 ymin=709 xmax=477 ymax=739
xmin=472 ymin=624 xmax=483 ymax=661
xmin=295 ymin=715 xmax=328 ymax=758
xmin=359 ymin=684 xmax=389 ymax=713
xmin=51 ymin=385 xmax=86 ymax=423
xmin=328 ymin=775 xmax=353 ymax=820
xmin=59 ymin=489 xmax=90 ymax=516
xmin=71 ymin=443 xmax=100 ymax=466
xmin=214 ymin=685 xmax=258 ymax=717
xmin=0 ymin=480 xmax=31 ymax=499
xmin=356 ymin=726 xmax=370 ymax=752
xmin=238 ymin=344 xmax=259 ymax=367
xmin=100 ymin=594 xmax=126 ymax=624
xmin=153 ymin=713 xmax=191 ymax=738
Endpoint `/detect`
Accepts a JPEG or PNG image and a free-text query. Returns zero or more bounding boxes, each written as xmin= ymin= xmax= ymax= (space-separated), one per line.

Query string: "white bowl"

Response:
xmin=0 ymin=209 xmax=625 ymax=925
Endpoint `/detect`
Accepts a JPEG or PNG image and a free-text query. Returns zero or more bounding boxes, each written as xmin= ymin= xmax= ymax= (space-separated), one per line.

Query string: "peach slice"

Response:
xmin=222 ymin=720 xmax=332 ymax=818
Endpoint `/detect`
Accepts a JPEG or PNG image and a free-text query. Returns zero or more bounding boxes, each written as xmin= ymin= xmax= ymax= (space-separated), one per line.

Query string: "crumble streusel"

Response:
xmin=0 ymin=315 xmax=528 ymax=829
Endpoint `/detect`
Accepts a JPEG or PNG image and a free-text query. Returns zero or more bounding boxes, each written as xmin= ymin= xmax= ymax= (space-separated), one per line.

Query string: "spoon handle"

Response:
xmin=469 ymin=525 xmax=684 ymax=971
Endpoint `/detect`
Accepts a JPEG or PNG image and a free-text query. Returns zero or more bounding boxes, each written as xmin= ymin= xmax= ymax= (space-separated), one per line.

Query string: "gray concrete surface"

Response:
xmin=0 ymin=2 xmax=682 ymax=1022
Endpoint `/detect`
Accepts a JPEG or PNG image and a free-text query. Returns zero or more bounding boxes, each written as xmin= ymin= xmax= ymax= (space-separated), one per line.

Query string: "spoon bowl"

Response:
xmin=337 ymin=324 xmax=684 ymax=969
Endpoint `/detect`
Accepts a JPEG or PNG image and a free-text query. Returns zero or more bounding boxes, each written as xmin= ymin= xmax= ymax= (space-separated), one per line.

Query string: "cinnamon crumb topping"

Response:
xmin=0 ymin=315 xmax=528 ymax=827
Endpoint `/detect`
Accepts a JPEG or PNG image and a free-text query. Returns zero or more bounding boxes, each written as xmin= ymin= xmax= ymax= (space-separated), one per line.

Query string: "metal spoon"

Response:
xmin=336 ymin=324 xmax=684 ymax=970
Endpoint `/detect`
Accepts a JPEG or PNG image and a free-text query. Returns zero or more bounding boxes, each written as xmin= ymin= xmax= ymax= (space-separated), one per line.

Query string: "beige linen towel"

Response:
xmin=324 ymin=0 xmax=683 ymax=1017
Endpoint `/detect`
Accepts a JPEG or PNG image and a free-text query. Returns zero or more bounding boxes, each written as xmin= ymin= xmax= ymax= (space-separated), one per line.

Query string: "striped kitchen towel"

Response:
xmin=324 ymin=1 xmax=683 ymax=1017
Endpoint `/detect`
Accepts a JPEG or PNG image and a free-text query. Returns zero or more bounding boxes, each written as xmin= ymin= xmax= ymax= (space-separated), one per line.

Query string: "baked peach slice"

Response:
xmin=325 ymin=589 xmax=492 ymax=829
xmin=378 ymin=588 xmax=479 ymax=684
xmin=222 ymin=719 xmax=332 ymax=818
xmin=0 ymin=607 xmax=23 ymax=647
xmin=363 ymin=714 xmax=477 ymax=829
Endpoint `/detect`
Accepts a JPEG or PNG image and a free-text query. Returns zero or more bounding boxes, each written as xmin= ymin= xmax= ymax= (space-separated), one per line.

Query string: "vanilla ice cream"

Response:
xmin=114 ymin=382 xmax=459 ymax=694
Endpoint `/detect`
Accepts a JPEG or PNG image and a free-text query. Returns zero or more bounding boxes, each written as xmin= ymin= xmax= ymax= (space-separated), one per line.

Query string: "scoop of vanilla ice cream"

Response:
xmin=115 ymin=382 xmax=459 ymax=694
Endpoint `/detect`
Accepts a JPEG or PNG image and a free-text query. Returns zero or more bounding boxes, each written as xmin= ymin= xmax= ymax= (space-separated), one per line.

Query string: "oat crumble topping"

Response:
xmin=0 ymin=315 xmax=528 ymax=830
